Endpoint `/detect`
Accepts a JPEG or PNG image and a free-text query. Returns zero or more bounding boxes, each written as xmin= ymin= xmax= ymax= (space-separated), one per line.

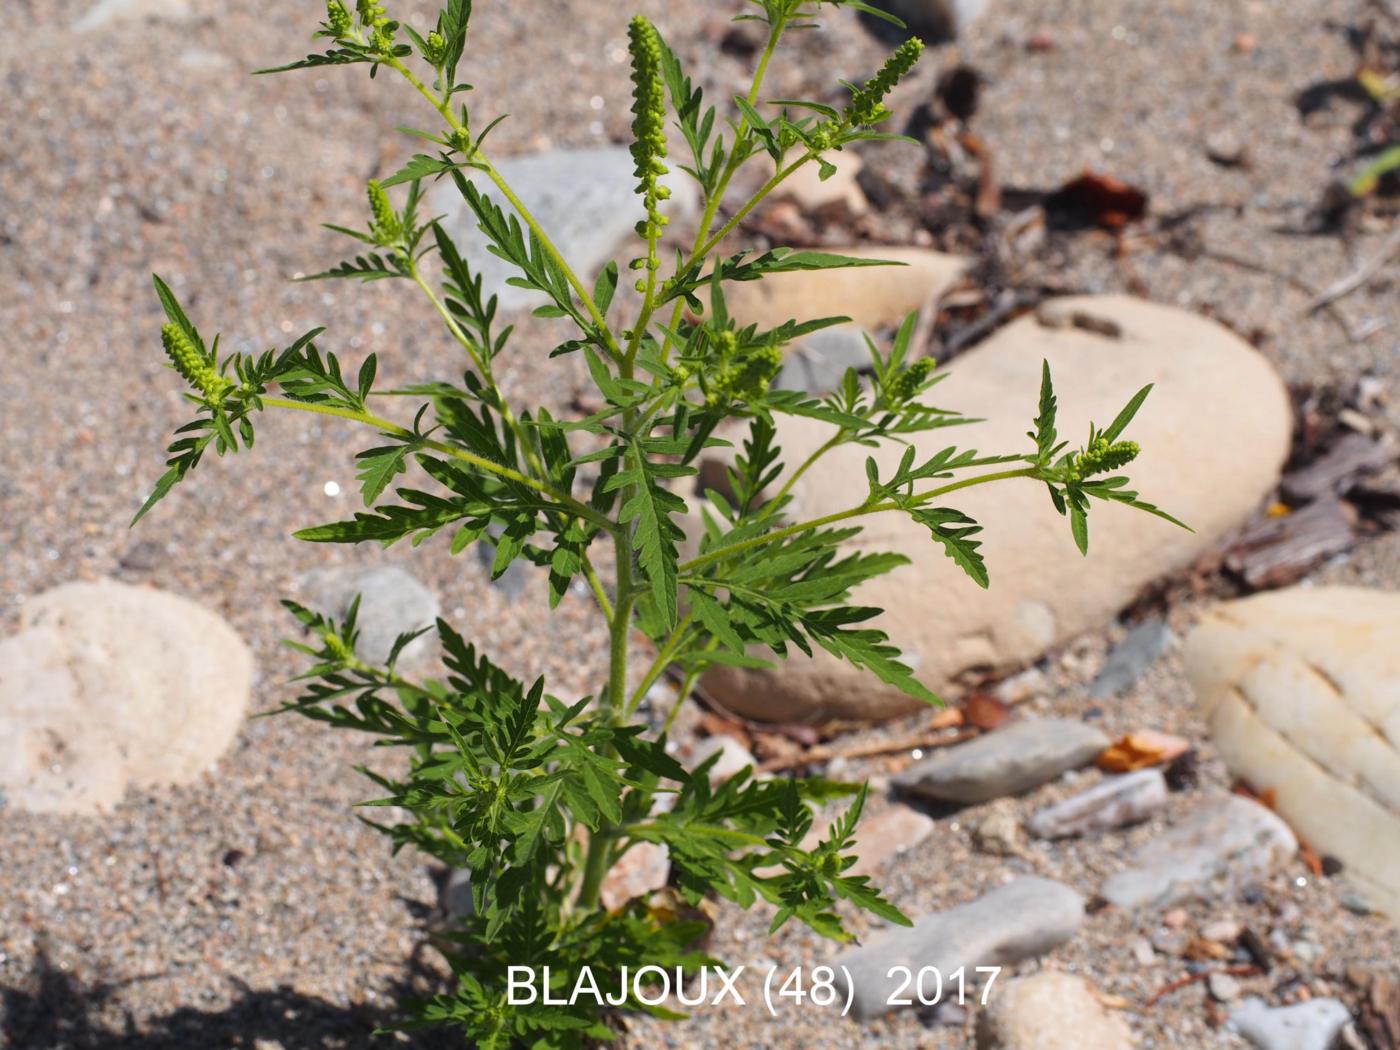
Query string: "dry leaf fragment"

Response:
xmin=1097 ymin=730 xmax=1190 ymax=771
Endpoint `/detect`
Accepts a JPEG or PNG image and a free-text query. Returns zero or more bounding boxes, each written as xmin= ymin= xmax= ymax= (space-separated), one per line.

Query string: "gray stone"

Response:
xmin=1229 ymin=997 xmax=1351 ymax=1050
xmin=893 ymin=718 xmax=1109 ymax=804
xmin=432 ymin=148 xmax=698 ymax=313
xmin=75 ymin=0 xmax=193 ymax=32
xmin=0 ymin=581 xmax=253 ymax=814
xmin=834 ymin=876 xmax=1084 ymax=1020
xmin=1101 ymin=796 xmax=1297 ymax=909
xmin=1028 ymin=768 xmax=1168 ymax=839
xmin=1090 ymin=619 xmax=1174 ymax=698
xmin=774 ymin=326 xmax=873 ymax=394
xmin=476 ymin=522 xmax=532 ymax=598
xmin=440 ymin=868 xmax=474 ymax=920
xmin=976 ymin=972 xmax=1136 ymax=1049
xmin=302 ymin=566 xmax=440 ymax=667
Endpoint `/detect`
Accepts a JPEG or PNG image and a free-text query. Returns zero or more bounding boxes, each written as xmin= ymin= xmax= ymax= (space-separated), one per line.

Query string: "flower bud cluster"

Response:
xmin=627 ymin=16 xmax=671 ymax=291
xmin=367 ymin=179 xmax=402 ymax=247
xmin=705 ymin=331 xmax=783 ymax=405
xmin=326 ymin=0 xmax=353 ymax=37
xmin=357 ymin=0 xmax=395 ymax=52
xmin=161 ymin=323 xmax=229 ymax=401
xmin=811 ymin=37 xmax=924 ymax=149
xmin=887 ymin=357 xmax=935 ymax=404
xmin=1072 ymin=436 xmax=1140 ymax=480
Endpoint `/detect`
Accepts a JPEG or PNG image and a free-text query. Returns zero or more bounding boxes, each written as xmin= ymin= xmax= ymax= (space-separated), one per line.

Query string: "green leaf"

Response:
xmin=911 ymin=507 xmax=989 ymax=588
xmin=354 ymin=443 xmax=413 ymax=506
xmin=1101 ymin=383 xmax=1153 ymax=443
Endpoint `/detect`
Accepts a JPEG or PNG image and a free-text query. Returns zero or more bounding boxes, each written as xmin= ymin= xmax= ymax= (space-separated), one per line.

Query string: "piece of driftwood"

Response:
xmin=1225 ymin=498 xmax=1357 ymax=589
xmin=1307 ymin=223 xmax=1400 ymax=313
xmin=758 ymin=710 xmax=970 ymax=773
xmin=1280 ymin=431 xmax=1394 ymax=503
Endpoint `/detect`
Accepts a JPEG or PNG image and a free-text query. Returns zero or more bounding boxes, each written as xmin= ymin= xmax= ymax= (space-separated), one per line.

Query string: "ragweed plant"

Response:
xmin=136 ymin=1 xmax=1183 ymax=1044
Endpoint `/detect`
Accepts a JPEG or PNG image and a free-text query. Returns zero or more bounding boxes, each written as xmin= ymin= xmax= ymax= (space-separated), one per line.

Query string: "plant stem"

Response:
xmin=624 ymin=610 xmax=695 ymax=717
xmin=260 ymin=396 xmax=615 ymax=532
xmin=680 ymin=466 xmax=1040 ymax=573
xmin=387 ymin=57 xmax=625 ymax=362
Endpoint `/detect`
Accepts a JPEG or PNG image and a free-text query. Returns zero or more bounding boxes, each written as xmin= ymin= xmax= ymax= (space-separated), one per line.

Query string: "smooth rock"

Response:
xmin=721 ymin=246 xmax=966 ymax=334
xmin=876 ymin=0 xmax=990 ymax=40
xmin=0 ymin=580 xmax=252 ymax=814
xmin=1090 ymin=619 xmax=1174 ymax=698
xmin=1101 ymin=796 xmax=1297 ymax=909
xmin=432 ymin=148 xmax=698 ymax=312
xmin=75 ymin=0 xmax=193 ymax=31
xmin=1184 ymin=586 xmax=1400 ymax=918
xmin=774 ymin=325 xmax=873 ymax=395
xmin=1209 ymin=973 xmax=1242 ymax=1002
xmin=894 ymin=718 xmax=1109 ymax=804
xmin=687 ymin=735 xmax=755 ymax=784
xmin=773 ymin=151 xmax=868 ymax=215
xmin=976 ymin=972 xmax=1136 ymax=1049
xmin=702 ymin=295 xmax=1291 ymax=722
xmin=302 ymin=565 xmax=440 ymax=667
xmin=599 ymin=841 xmax=671 ymax=911
xmin=848 ymin=804 xmax=937 ymax=876
xmin=835 ymin=877 xmax=1085 ymax=1020
xmin=1230 ymin=997 xmax=1352 ymax=1050
xmin=1028 ymin=768 xmax=1168 ymax=839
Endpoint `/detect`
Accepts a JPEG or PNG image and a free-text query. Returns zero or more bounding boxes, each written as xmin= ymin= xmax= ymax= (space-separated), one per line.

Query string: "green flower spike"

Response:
xmin=888 ymin=358 xmax=936 ymax=404
xmin=845 ymin=37 xmax=924 ymax=127
xmin=627 ymin=15 xmax=669 ymax=292
xmin=325 ymin=0 xmax=353 ymax=37
xmin=1073 ymin=436 xmax=1141 ymax=480
xmin=161 ymin=323 xmax=229 ymax=401
xmin=423 ymin=30 xmax=447 ymax=66
xmin=366 ymin=179 xmax=402 ymax=247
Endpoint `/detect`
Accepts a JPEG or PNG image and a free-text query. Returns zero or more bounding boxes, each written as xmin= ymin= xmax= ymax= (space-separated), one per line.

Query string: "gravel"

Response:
xmin=3 ymin=0 xmax=1398 ymax=1047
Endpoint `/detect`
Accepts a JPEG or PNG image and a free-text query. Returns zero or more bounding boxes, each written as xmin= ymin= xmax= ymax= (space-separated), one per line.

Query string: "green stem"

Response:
xmin=388 ymin=57 xmax=625 ymax=362
xmin=756 ymin=433 xmax=842 ymax=522
xmin=624 ymin=610 xmax=695 ymax=717
xmin=680 ymin=466 xmax=1039 ymax=573
xmin=260 ymin=396 xmax=615 ymax=533
xmin=661 ymin=649 xmax=712 ymax=737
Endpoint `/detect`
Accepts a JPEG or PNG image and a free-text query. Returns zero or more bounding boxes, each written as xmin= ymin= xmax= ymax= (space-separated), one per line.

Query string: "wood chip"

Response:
xmin=1280 ymin=432 xmax=1394 ymax=504
xmin=1224 ymin=498 xmax=1357 ymax=589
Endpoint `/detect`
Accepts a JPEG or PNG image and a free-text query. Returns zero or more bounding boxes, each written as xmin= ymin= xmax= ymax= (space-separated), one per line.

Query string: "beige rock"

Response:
xmin=772 ymin=152 xmax=868 ymax=215
xmin=702 ymin=295 xmax=1290 ymax=722
xmin=0 ymin=580 xmax=253 ymax=813
xmin=721 ymin=247 xmax=967 ymax=333
xmin=977 ymin=972 xmax=1136 ymax=1049
xmin=848 ymin=803 xmax=937 ymax=876
xmin=599 ymin=841 xmax=671 ymax=911
xmin=1184 ymin=586 xmax=1400 ymax=918
xmin=75 ymin=0 xmax=193 ymax=32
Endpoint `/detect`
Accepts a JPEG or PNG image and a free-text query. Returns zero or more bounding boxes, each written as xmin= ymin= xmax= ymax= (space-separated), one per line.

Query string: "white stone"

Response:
xmin=301 ymin=565 xmax=440 ymax=667
xmin=1184 ymin=586 xmax=1400 ymax=919
xmin=702 ymin=295 xmax=1291 ymax=722
xmin=0 ymin=580 xmax=252 ymax=813
xmin=976 ymin=971 xmax=1136 ymax=1049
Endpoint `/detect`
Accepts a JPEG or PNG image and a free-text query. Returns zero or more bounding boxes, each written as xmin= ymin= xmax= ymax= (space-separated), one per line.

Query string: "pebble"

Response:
xmin=1209 ymin=973 xmax=1242 ymax=1002
xmin=1028 ymin=768 xmax=1168 ymax=838
xmin=970 ymin=799 xmax=1025 ymax=856
xmin=1202 ymin=919 xmax=1244 ymax=943
xmin=74 ymin=0 xmax=192 ymax=32
xmin=1101 ymin=796 xmax=1297 ymax=909
xmin=976 ymin=971 xmax=1136 ymax=1049
xmin=847 ymin=804 xmax=937 ymax=876
xmin=599 ymin=841 xmax=671 ymax=911
xmin=301 ymin=565 xmax=441 ymax=667
xmin=1089 ymin=618 xmax=1174 ymax=698
xmin=1131 ymin=938 xmax=1157 ymax=966
xmin=1229 ymin=997 xmax=1352 ymax=1050
xmin=893 ymin=718 xmax=1110 ymax=804
xmin=834 ymin=877 xmax=1085 ymax=1020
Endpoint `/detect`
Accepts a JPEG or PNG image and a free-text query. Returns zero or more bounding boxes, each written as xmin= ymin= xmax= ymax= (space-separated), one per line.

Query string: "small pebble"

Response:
xmin=1209 ymin=973 xmax=1242 ymax=1002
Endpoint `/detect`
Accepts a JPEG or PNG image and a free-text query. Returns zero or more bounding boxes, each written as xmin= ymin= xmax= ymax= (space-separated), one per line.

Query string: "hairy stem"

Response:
xmin=681 ymin=466 xmax=1040 ymax=573
xmin=260 ymin=396 xmax=614 ymax=532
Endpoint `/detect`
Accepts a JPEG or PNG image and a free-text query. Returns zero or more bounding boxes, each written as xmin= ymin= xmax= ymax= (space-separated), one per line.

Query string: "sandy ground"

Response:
xmin=2 ymin=0 xmax=1398 ymax=1047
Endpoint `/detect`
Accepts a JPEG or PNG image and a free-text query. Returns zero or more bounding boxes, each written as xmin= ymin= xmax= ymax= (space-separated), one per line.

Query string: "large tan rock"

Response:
xmin=0 ymin=580 xmax=253 ymax=814
xmin=721 ymin=247 xmax=967 ymax=332
xmin=1184 ymin=586 xmax=1400 ymax=919
xmin=977 ymin=972 xmax=1136 ymax=1049
xmin=702 ymin=295 xmax=1291 ymax=722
